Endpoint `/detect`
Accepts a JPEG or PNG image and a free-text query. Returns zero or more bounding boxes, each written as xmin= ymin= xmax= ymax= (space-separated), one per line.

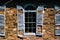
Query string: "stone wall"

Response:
xmin=0 ymin=8 xmax=60 ymax=40
xmin=5 ymin=8 xmax=17 ymax=40
xmin=43 ymin=8 xmax=55 ymax=40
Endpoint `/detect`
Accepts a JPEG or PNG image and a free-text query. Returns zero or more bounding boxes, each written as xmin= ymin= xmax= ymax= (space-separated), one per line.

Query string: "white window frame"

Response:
xmin=24 ymin=10 xmax=36 ymax=36
xmin=17 ymin=6 xmax=44 ymax=36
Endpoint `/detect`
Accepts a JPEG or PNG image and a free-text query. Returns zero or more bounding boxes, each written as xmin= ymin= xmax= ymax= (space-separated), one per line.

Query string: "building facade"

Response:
xmin=0 ymin=4 xmax=60 ymax=40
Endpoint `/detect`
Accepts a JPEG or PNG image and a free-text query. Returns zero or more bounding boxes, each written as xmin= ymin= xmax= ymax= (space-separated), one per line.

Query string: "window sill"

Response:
xmin=18 ymin=34 xmax=23 ymax=37
xmin=55 ymin=24 xmax=60 ymax=25
xmin=24 ymin=33 xmax=35 ymax=36
xmin=55 ymin=34 xmax=60 ymax=36
xmin=0 ymin=34 xmax=5 ymax=37
xmin=36 ymin=33 xmax=42 ymax=35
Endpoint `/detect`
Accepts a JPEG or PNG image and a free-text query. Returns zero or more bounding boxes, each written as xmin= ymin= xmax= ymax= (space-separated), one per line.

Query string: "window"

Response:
xmin=0 ymin=6 xmax=6 ymax=37
xmin=25 ymin=12 xmax=36 ymax=33
xmin=17 ymin=5 xmax=44 ymax=36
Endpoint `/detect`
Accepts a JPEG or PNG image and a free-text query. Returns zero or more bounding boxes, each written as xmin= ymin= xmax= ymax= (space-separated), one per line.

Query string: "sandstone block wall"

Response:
xmin=0 ymin=8 xmax=60 ymax=40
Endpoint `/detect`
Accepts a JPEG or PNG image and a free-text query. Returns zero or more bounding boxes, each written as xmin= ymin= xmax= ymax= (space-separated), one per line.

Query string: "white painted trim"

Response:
xmin=24 ymin=9 xmax=37 ymax=36
xmin=0 ymin=14 xmax=4 ymax=15
xmin=36 ymin=32 xmax=42 ymax=35
xmin=23 ymin=7 xmax=25 ymax=34
xmin=25 ymin=10 xmax=36 ymax=12
xmin=0 ymin=34 xmax=5 ymax=36
xmin=24 ymin=33 xmax=35 ymax=36
xmin=55 ymin=24 xmax=60 ymax=25
xmin=17 ymin=5 xmax=23 ymax=9
xmin=55 ymin=14 xmax=60 ymax=16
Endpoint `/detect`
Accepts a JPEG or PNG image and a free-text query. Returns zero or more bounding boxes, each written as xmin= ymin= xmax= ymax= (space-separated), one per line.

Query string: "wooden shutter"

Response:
xmin=36 ymin=6 xmax=44 ymax=36
xmin=17 ymin=6 xmax=25 ymax=35
xmin=0 ymin=5 xmax=6 ymax=37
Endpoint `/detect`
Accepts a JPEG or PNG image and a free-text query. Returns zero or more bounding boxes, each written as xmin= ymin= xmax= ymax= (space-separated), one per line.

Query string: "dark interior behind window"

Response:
xmin=25 ymin=12 xmax=36 ymax=33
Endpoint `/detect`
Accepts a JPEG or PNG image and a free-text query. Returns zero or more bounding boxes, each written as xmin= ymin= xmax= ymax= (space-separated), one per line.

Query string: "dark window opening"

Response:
xmin=25 ymin=12 xmax=36 ymax=33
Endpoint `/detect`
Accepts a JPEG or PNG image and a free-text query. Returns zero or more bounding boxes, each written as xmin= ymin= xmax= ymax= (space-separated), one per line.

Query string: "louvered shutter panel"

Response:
xmin=17 ymin=6 xmax=25 ymax=32
xmin=55 ymin=6 xmax=60 ymax=36
xmin=36 ymin=6 xmax=44 ymax=36
xmin=0 ymin=5 xmax=6 ymax=37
